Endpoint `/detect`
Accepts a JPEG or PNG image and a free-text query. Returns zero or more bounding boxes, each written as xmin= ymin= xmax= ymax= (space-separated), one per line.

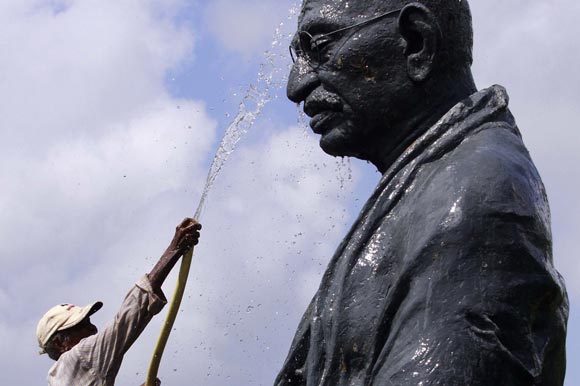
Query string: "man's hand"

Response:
xmin=148 ymin=218 xmax=202 ymax=290
xmin=168 ymin=217 xmax=202 ymax=254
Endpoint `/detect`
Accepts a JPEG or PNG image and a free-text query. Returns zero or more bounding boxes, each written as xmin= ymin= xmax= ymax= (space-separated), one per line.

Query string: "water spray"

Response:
xmin=144 ymin=88 xmax=269 ymax=386
xmin=144 ymin=9 xmax=297 ymax=384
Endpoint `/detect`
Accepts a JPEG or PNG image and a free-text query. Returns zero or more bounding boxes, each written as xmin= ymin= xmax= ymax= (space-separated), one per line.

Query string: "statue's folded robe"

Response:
xmin=275 ymin=86 xmax=568 ymax=386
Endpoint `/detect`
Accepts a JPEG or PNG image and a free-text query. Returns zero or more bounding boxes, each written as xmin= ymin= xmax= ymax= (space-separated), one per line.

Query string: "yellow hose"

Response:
xmin=145 ymin=246 xmax=194 ymax=386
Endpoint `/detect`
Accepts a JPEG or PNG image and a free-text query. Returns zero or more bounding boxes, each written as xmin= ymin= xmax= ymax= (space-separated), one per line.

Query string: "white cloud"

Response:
xmin=0 ymin=98 xmax=215 ymax=268
xmin=0 ymin=0 xmax=194 ymax=145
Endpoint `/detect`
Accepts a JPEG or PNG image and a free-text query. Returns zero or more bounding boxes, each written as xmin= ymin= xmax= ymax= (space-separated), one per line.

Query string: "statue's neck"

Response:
xmin=371 ymin=69 xmax=477 ymax=174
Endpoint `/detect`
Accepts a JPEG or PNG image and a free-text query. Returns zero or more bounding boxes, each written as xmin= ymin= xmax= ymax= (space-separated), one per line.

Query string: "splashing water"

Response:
xmin=194 ymin=85 xmax=269 ymax=220
xmin=297 ymin=104 xmax=310 ymax=135
xmin=193 ymin=3 xmax=300 ymax=220
xmin=335 ymin=157 xmax=353 ymax=190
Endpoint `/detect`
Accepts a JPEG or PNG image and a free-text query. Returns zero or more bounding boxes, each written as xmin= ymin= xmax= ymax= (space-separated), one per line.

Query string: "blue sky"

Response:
xmin=0 ymin=0 xmax=578 ymax=385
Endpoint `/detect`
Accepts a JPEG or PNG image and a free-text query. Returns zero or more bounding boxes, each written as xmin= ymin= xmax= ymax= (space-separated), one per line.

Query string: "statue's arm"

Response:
xmin=372 ymin=213 xmax=566 ymax=385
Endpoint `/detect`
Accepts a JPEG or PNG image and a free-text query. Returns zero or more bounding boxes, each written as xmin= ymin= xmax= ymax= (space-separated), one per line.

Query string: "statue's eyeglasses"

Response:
xmin=289 ymin=8 xmax=402 ymax=70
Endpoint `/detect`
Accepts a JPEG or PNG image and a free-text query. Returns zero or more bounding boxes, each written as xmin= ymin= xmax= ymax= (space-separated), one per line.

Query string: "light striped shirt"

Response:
xmin=47 ymin=275 xmax=166 ymax=386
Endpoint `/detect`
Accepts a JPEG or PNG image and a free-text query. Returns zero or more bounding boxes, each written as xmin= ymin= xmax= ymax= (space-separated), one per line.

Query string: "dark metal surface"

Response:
xmin=277 ymin=1 xmax=569 ymax=385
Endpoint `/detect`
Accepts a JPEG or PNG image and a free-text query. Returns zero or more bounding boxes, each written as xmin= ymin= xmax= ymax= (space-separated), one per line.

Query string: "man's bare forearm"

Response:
xmin=148 ymin=248 xmax=183 ymax=290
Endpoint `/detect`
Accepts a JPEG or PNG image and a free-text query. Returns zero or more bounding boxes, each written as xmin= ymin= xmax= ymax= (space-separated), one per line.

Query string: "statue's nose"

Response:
xmin=287 ymin=61 xmax=321 ymax=103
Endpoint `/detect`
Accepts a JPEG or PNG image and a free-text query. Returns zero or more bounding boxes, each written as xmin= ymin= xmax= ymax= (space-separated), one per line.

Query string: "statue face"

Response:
xmin=288 ymin=0 xmax=410 ymax=159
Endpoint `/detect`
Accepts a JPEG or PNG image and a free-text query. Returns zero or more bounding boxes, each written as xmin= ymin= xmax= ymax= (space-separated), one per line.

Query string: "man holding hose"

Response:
xmin=36 ymin=218 xmax=201 ymax=386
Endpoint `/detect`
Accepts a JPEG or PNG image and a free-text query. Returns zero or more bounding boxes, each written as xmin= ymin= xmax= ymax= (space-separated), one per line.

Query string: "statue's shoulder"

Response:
xmin=442 ymin=123 xmax=548 ymax=216
xmin=411 ymin=122 xmax=548 ymax=219
xmin=458 ymin=124 xmax=543 ymax=189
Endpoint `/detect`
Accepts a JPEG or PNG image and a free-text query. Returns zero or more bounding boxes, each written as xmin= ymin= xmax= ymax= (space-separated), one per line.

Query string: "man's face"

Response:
xmin=62 ymin=317 xmax=98 ymax=351
xmin=288 ymin=0 xmax=410 ymax=159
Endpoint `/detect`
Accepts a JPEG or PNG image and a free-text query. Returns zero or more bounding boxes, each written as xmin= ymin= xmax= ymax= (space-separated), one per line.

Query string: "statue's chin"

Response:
xmin=319 ymin=126 xmax=357 ymax=158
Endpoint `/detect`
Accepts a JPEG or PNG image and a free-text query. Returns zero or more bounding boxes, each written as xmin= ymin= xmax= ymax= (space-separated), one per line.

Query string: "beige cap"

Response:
xmin=36 ymin=301 xmax=103 ymax=353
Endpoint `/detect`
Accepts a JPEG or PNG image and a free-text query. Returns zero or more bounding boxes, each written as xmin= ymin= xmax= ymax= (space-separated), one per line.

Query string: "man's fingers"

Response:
xmin=183 ymin=223 xmax=197 ymax=231
xmin=184 ymin=231 xmax=200 ymax=240
xmin=182 ymin=222 xmax=202 ymax=233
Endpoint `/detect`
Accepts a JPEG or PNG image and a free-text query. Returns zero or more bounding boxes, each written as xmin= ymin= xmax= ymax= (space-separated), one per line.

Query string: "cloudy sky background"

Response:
xmin=0 ymin=0 xmax=578 ymax=385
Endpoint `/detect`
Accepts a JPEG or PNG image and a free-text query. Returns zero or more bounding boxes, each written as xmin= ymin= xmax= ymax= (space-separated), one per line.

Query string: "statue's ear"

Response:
xmin=398 ymin=3 xmax=440 ymax=82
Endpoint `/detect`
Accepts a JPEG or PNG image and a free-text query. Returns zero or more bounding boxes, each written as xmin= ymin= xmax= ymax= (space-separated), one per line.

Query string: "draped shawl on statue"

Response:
xmin=275 ymin=86 xmax=568 ymax=386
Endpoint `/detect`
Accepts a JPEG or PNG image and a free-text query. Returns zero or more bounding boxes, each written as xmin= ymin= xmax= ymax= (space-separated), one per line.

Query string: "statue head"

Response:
xmin=288 ymin=0 xmax=476 ymax=171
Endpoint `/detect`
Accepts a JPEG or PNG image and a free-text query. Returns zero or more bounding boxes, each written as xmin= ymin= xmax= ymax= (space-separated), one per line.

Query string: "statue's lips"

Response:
xmin=310 ymin=111 xmax=337 ymax=134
